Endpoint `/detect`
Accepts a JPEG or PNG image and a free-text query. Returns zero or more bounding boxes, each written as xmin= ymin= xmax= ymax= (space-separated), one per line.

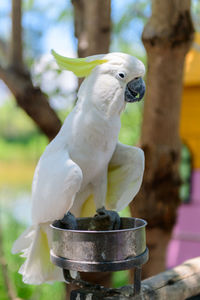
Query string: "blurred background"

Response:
xmin=0 ymin=0 xmax=200 ymax=299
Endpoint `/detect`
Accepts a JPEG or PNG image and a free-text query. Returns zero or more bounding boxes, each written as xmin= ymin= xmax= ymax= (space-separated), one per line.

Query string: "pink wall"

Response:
xmin=167 ymin=170 xmax=200 ymax=268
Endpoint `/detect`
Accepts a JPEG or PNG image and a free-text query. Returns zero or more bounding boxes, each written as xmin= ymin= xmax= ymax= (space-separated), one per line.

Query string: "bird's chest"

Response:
xmin=69 ymin=119 xmax=119 ymax=181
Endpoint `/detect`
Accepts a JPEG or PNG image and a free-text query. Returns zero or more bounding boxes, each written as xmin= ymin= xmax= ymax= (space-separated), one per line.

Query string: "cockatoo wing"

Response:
xmin=12 ymin=149 xmax=83 ymax=285
xmin=106 ymin=142 xmax=144 ymax=211
xmin=31 ymin=148 xmax=83 ymax=224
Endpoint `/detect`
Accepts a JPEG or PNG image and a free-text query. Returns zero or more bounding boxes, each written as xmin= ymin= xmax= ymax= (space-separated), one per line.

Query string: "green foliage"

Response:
xmin=112 ymin=270 xmax=129 ymax=288
xmin=119 ymin=102 xmax=143 ymax=146
xmin=0 ymin=99 xmax=48 ymax=162
xmin=179 ymin=144 xmax=192 ymax=203
xmin=0 ymin=98 xmax=36 ymax=137
xmin=0 ymin=136 xmax=47 ymax=162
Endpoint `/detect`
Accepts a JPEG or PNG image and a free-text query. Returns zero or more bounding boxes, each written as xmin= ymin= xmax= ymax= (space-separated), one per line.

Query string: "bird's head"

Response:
xmin=52 ymin=50 xmax=145 ymax=116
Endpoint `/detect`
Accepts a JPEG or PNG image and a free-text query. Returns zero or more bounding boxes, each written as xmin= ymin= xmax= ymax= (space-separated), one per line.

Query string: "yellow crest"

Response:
xmin=51 ymin=50 xmax=108 ymax=78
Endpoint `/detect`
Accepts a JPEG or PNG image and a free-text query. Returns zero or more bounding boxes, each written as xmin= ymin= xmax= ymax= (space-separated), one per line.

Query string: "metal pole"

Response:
xmin=134 ymin=266 xmax=142 ymax=295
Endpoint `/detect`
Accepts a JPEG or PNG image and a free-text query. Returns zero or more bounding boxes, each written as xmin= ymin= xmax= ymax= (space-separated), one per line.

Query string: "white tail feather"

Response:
xmin=12 ymin=226 xmax=35 ymax=254
xmin=12 ymin=224 xmax=64 ymax=284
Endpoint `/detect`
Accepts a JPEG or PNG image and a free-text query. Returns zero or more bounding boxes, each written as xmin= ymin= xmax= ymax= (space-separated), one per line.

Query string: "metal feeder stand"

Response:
xmin=50 ymin=217 xmax=148 ymax=296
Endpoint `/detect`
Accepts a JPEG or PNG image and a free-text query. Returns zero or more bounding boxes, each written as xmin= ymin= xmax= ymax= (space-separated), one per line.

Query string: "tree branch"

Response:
xmin=11 ymin=0 xmax=23 ymax=70
xmin=0 ymin=38 xmax=8 ymax=61
xmin=0 ymin=65 xmax=61 ymax=140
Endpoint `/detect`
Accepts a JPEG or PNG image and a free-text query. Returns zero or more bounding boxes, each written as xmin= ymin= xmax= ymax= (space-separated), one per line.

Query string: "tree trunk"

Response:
xmin=72 ymin=0 xmax=111 ymax=58
xmin=130 ymin=0 xmax=194 ymax=278
xmin=71 ymin=0 xmax=111 ymax=85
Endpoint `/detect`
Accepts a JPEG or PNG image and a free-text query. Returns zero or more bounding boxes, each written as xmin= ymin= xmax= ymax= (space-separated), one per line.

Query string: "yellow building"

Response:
xmin=180 ymin=33 xmax=200 ymax=169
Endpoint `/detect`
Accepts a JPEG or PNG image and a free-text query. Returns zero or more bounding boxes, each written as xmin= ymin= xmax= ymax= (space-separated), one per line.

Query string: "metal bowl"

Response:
xmin=50 ymin=217 xmax=148 ymax=272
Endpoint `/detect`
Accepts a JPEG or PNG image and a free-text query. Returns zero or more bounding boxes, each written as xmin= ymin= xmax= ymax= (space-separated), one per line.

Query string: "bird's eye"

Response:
xmin=118 ymin=72 xmax=126 ymax=79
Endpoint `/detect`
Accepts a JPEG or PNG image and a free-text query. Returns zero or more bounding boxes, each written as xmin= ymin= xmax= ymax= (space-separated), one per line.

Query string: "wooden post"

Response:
xmin=70 ymin=257 xmax=200 ymax=299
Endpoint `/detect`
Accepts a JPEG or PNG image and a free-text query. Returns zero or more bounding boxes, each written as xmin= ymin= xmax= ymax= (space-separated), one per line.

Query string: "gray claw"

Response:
xmin=89 ymin=207 xmax=121 ymax=231
xmin=53 ymin=212 xmax=78 ymax=230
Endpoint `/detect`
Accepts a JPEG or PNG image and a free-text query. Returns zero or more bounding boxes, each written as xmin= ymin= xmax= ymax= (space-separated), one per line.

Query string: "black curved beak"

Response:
xmin=125 ymin=77 xmax=145 ymax=103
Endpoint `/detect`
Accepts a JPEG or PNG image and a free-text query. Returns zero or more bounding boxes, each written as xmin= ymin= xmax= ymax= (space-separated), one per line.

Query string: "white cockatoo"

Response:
xmin=12 ymin=51 xmax=145 ymax=285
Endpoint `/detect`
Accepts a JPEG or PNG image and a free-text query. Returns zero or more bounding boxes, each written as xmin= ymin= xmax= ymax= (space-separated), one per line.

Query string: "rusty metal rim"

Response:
xmin=50 ymin=247 xmax=149 ymax=272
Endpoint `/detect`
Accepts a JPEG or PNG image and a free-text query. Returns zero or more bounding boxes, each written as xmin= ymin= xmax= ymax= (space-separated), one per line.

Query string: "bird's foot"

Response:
xmin=89 ymin=207 xmax=121 ymax=231
xmin=53 ymin=211 xmax=78 ymax=230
